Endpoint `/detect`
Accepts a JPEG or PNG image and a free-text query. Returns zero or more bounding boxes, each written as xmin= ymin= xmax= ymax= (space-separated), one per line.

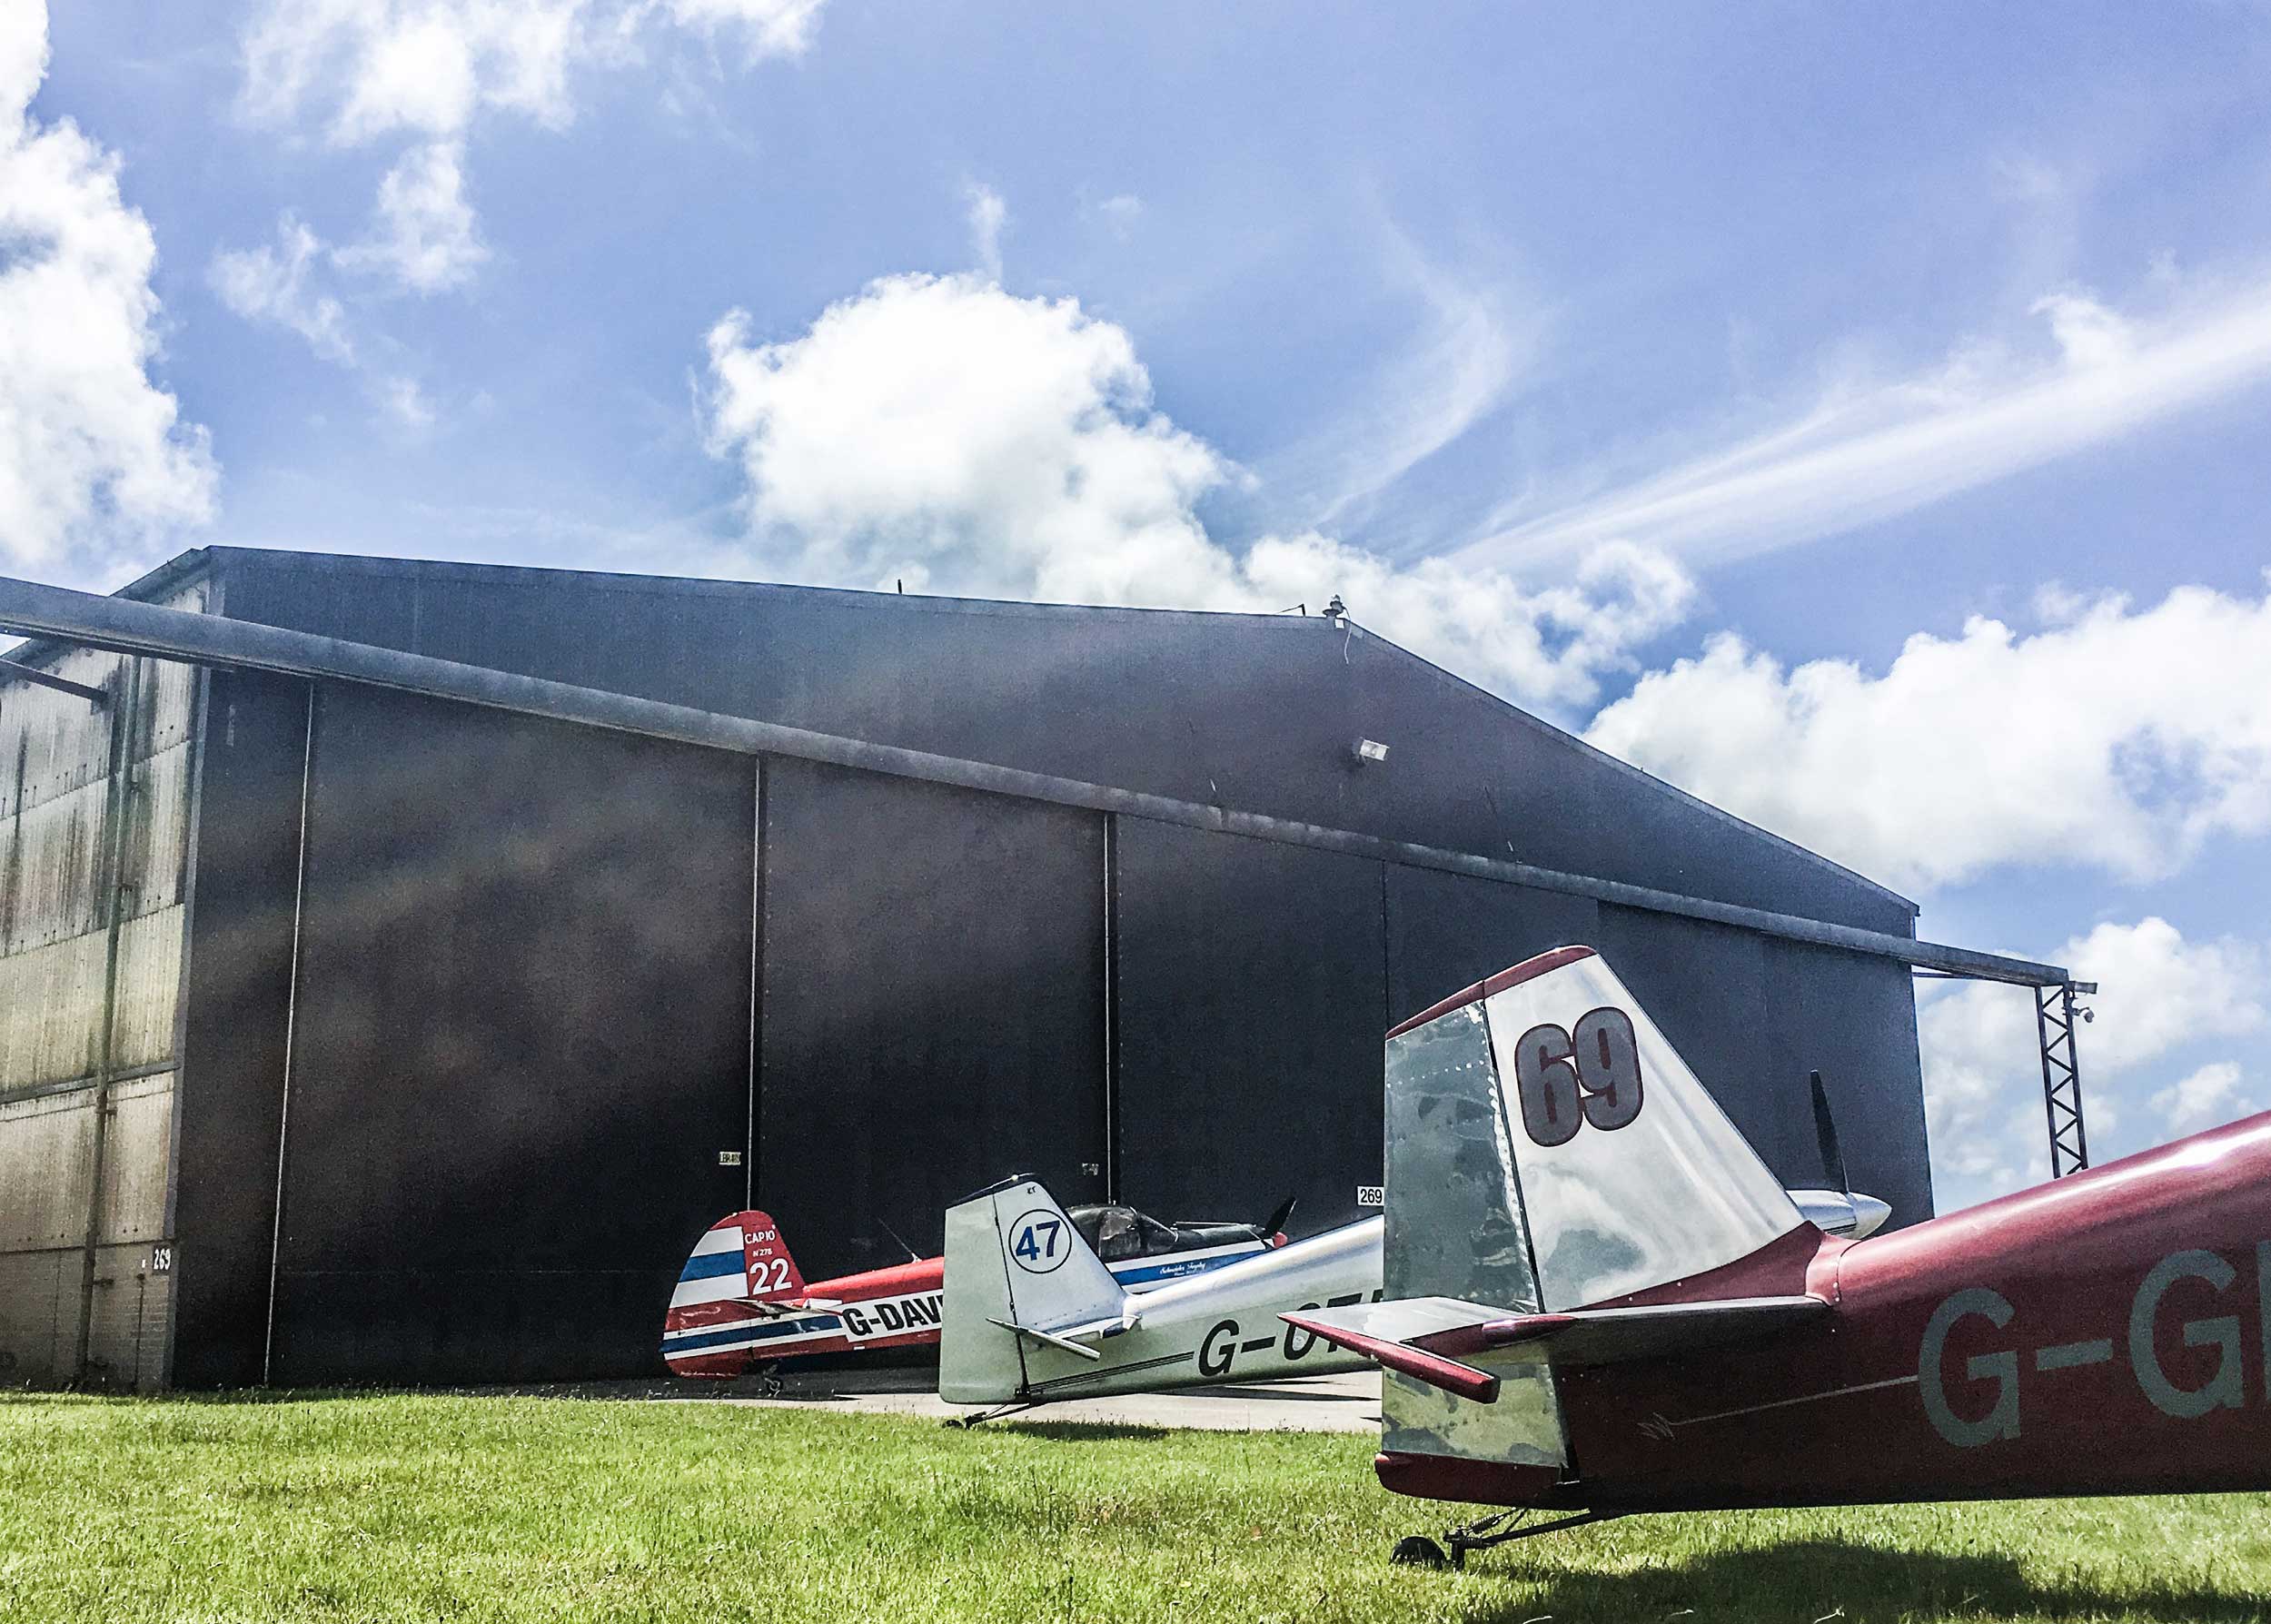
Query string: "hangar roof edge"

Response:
xmin=5 ymin=545 xmax=1916 ymax=916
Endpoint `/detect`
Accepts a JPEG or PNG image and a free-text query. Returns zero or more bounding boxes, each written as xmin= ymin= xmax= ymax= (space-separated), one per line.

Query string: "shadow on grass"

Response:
xmin=997 ymin=1421 xmax=1176 ymax=1443
xmin=1466 ymin=1534 xmax=2266 ymax=1623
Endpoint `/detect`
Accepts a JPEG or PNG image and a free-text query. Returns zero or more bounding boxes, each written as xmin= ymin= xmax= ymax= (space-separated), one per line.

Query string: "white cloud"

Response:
xmin=1584 ymin=581 xmax=2271 ymax=892
xmin=210 ymin=213 xmax=356 ymax=362
xmin=1462 ymin=280 xmax=2271 ymax=568
xmin=207 ymin=213 xmax=444 ymax=426
xmin=1297 ymin=226 xmax=1532 ymax=530
xmin=335 ymin=140 xmax=488 ymax=292
xmin=233 ymin=0 xmax=823 ymax=297
xmin=1920 ymin=918 xmax=2264 ymax=1208
xmin=0 ymin=0 xmax=217 ymax=577
xmin=1089 ymin=193 xmax=1143 ymax=240
xmin=242 ymin=0 xmax=588 ymax=143
xmin=2152 ymin=1062 xmax=2250 ymax=1133
xmin=380 ymin=374 xmax=435 ymax=429
xmin=699 ymin=272 xmax=1691 ymax=713
xmin=963 ymin=181 xmax=1006 ymax=284
xmin=663 ymin=0 xmax=828 ymax=59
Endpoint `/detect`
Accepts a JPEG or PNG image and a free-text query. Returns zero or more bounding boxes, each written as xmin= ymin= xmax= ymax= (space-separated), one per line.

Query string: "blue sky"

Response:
xmin=9 ymin=0 xmax=2271 ymax=1210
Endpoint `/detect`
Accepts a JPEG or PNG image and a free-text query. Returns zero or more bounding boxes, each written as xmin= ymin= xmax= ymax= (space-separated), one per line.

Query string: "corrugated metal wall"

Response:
xmin=0 ymin=579 xmax=204 ymax=1389
xmin=10 ymin=550 xmax=1939 ymax=1388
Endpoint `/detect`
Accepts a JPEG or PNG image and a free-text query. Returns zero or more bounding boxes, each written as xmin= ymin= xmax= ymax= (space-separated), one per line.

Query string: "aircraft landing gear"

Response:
xmin=748 ymin=1362 xmax=785 ymax=1401
xmin=945 ymin=1401 xmax=1038 ymax=1429
xmin=1392 ymin=1509 xmax=1623 ymax=1570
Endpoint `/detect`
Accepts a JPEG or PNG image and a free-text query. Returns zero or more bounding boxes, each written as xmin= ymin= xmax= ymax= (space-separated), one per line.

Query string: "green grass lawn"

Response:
xmin=1 ymin=1392 xmax=2265 ymax=1623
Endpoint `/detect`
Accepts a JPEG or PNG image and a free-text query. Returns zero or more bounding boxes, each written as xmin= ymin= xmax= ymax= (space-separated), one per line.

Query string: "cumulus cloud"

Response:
xmin=2152 ymin=1062 xmax=2250 ymax=1134
xmin=1920 ymin=918 xmax=2263 ymax=1208
xmin=1584 ymin=582 xmax=2271 ymax=892
xmin=1463 ymin=280 xmax=2271 ymax=568
xmin=699 ymin=273 xmax=1691 ymax=713
xmin=334 ymin=140 xmax=488 ymax=292
xmin=0 ymin=0 xmax=216 ymax=576
xmin=210 ymin=213 xmax=357 ymax=362
xmin=241 ymin=0 xmax=589 ymax=143
xmin=228 ymin=0 xmax=823 ymax=302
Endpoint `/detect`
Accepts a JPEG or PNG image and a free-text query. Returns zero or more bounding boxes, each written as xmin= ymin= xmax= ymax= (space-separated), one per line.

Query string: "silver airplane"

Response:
xmin=937 ymin=1176 xmax=1886 ymax=1420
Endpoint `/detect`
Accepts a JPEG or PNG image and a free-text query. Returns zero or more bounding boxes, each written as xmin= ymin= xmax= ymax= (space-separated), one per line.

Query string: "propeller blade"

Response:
xmin=1262 ymin=1194 xmax=1299 ymax=1239
xmin=1810 ymin=1070 xmax=1850 ymax=1198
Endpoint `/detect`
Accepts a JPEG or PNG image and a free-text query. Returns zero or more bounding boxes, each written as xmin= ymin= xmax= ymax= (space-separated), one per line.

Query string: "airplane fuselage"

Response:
xmin=1380 ymin=1113 xmax=2271 ymax=1511
xmin=944 ymin=1192 xmax=1886 ymax=1405
xmin=977 ymin=1219 xmax=1388 ymax=1403
xmin=663 ymin=1228 xmax=1270 ymax=1374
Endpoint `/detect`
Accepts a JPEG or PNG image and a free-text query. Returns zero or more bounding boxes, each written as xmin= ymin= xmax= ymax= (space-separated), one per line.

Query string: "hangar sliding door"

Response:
xmin=1113 ymin=822 xmax=1384 ymax=1238
xmin=756 ymin=760 xmax=1107 ymax=1282
xmin=265 ymin=686 xmax=756 ymax=1384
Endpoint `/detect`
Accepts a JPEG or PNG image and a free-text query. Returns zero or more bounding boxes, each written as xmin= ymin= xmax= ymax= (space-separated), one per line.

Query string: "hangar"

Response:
xmin=0 ymin=548 xmax=2076 ymax=1390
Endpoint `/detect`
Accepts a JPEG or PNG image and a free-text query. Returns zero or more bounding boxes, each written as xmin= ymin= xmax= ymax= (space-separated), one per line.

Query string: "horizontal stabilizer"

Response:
xmin=1285 ymin=1292 xmax=1827 ymax=1376
xmin=1277 ymin=1312 xmax=1500 ymax=1403
xmin=1417 ymin=1295 xmax=1830 ymax=1366
xmin=987 ymin=1316 xmax=1115 ymax=1361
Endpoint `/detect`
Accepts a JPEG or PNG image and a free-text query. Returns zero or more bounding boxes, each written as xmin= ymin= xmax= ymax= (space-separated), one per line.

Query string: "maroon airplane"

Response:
xmin=1286 ymin=946 xmax=2271 ymax=1565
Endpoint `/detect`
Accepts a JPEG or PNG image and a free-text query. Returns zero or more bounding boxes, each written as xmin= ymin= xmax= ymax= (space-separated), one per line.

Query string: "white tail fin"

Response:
xmin=1387 ymin=946 xmax=1802 ymax=1313
xmin=938 ymin=1176 xmax=1127 ymax=1404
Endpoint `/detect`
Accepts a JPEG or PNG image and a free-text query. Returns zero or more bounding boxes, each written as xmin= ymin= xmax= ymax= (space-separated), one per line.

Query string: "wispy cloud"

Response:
xmin=1457 ymin=277 xmax=2271 ymax=569
xmin=963 ymin=181 xmax=1007 ymax=284
xmin=1270 ymin=221 xmax=1535 ymax=532
xmin=207 ymin=214 xmax=437 ymax=429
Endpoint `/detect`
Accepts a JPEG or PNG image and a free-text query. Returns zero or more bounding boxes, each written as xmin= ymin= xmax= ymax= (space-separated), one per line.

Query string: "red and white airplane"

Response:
xmin=1287 ymin=945 xmax=2271 ymax=1565
xmin=661 ymin=1198 xmax=1292 ymax=1379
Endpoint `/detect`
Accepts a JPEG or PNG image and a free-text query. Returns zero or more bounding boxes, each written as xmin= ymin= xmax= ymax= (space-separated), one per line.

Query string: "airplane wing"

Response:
xmin=1283 ymin=1292 xmax=1829 ymax=1401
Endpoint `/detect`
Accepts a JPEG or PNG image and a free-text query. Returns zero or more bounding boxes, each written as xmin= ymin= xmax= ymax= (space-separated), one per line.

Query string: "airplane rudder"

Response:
xmin=939 ymin=1184 xmax=1024 ymax=1402
xmin=737 ymin=1209 xmax=806 ymax=1301
xmin=987 ymin=1178 xmax=1124 ymax=1322
xmin=663 ymin=1210 xmax=782 ymax=1378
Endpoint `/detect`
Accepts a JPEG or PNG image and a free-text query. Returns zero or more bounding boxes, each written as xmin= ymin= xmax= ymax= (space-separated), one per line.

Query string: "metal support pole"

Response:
xmin=1101 ymin=812 xmax=1117 ymax=1203
xmin=261 ymin=682 xmax=317 ymax=1384
xmin=2037 ymin=982 xmax=2090 ymax=1177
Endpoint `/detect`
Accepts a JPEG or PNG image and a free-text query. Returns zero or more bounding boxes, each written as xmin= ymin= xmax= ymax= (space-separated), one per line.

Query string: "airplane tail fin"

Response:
xmin=1375 ymin=946 xmax=1812 ymax=1471
xmin=938 ymin=1176 xmax=1129 ymax=1404
xmin=1388 ymin=945 xmax=1806 ymax=1316
xmin=660 ymin=1209 xmax=809 ymax=1377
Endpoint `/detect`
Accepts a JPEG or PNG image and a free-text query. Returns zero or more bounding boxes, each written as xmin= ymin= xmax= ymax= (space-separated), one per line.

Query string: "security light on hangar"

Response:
xmin=0 ymin=548 xmax=2076 ymax=1390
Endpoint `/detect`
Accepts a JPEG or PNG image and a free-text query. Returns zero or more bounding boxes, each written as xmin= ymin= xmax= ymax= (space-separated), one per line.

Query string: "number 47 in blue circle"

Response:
xmin=1016 ymin=1219 xmax=1061 ymax=1262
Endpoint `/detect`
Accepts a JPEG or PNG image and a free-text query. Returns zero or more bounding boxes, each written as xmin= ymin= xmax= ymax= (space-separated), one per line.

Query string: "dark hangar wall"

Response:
xmin=208 ymin=550 xmax=1914 ymax=935
xmin=154 ymin=550 xmax=1929 ymax=1386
